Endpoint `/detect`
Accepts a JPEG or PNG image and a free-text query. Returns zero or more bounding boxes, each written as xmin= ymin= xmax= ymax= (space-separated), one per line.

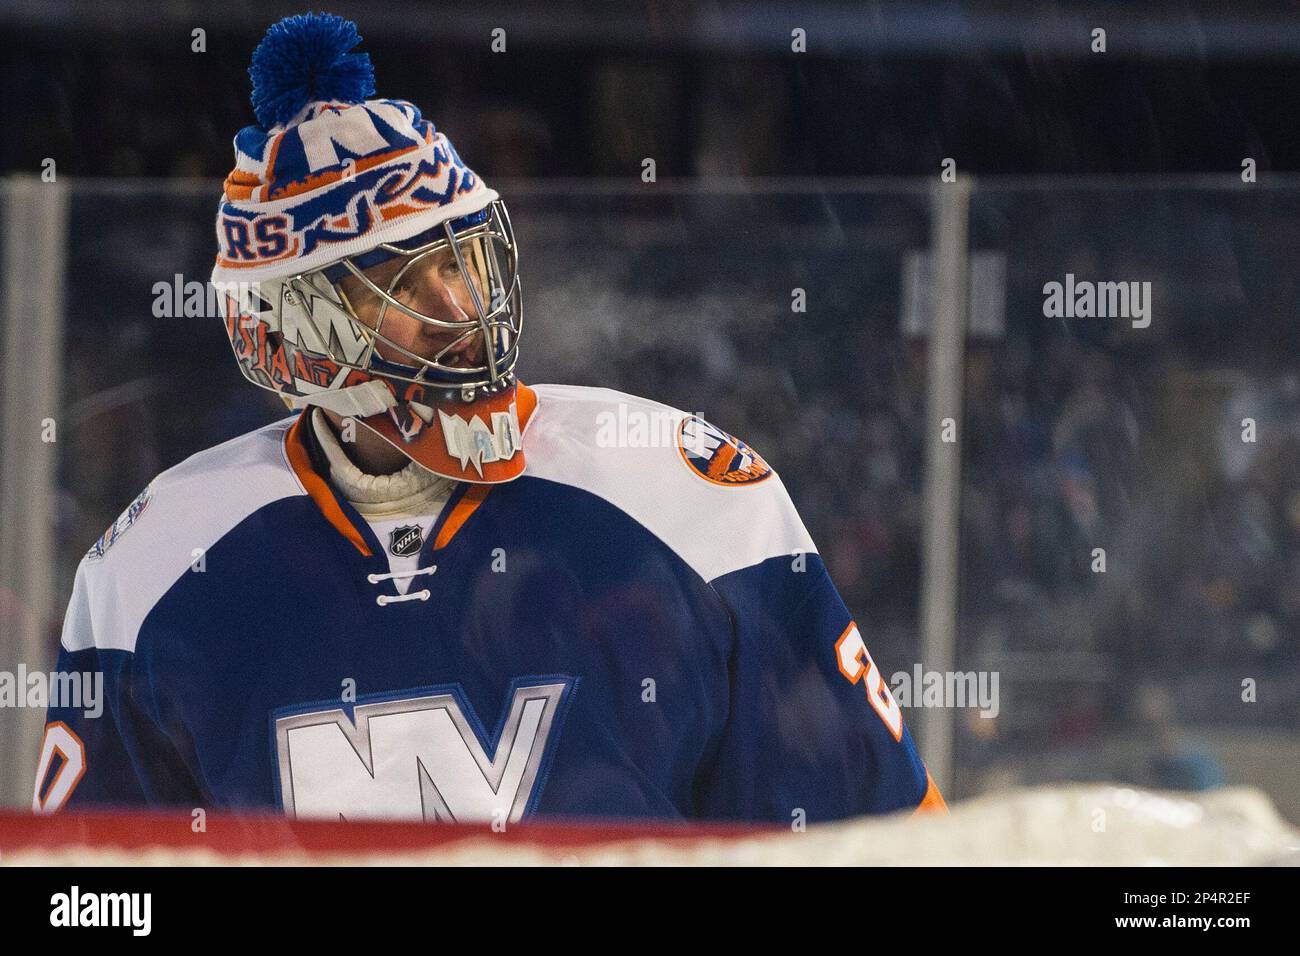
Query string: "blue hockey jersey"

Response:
xmin=34 ymin=384 xmax=943 ymax=824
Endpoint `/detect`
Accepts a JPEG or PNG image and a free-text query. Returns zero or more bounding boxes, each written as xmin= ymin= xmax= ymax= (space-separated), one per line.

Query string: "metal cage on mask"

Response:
xmin=281 ymin=198 xmax=521 ymax=404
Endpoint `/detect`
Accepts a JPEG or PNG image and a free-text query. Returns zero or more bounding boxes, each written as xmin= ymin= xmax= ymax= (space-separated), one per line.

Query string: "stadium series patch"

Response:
xmin=85 ymin=484 xmax=153 ymax=561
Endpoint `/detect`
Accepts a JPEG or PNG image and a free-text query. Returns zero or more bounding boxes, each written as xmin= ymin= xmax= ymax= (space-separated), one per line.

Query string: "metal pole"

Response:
xmin=916 ymin=177 xmax=971 ymax=794
xmin=0 ymin=175 xmax=69 ymax=807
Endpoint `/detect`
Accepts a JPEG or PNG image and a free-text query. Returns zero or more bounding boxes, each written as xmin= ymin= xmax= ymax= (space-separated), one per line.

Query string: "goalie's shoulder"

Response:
xmin=525 ymin=384 xmax=815 ymax=583
xmin=65 ymin=416 xmax=303 ymax=653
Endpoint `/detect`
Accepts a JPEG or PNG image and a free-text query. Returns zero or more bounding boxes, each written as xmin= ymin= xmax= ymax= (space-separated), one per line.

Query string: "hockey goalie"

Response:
xmin=33 ymin=14 xmax=944 ymax=825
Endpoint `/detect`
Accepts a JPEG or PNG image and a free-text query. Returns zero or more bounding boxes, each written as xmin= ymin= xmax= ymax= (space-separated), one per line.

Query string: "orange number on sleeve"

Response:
xmin=834 ymin=623 xmax=904 ymax=742
xmin=32 ymin=721 xmax=86 ymax=813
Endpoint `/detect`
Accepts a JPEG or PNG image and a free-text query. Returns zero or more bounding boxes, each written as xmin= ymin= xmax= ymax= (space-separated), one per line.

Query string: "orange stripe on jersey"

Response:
xmin=515 ymin=381 xmax=539 ymax=430
xmin=914 ymin=772 xmax=948 ymax=815
xmin=283 ymin=412 xmax=373 ymax=557
xmin=434 ymin=484 xmax=491 ymax=550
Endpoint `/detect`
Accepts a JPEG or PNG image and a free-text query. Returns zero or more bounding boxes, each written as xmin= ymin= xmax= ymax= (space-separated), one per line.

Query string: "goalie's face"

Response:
xmin=281 ymin=201 xmax=523 ymax=400
xmin=337 ymin=242 xmax=490 ymax=369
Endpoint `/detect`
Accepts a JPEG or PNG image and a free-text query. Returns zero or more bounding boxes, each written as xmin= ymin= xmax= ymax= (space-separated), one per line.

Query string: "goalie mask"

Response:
xmin=211 ymin=13 xmax=532 ymax=483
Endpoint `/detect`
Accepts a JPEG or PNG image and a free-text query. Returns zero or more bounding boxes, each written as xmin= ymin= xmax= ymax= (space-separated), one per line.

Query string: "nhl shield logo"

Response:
xmin=388 ymin=524 xmax=424 ymax=558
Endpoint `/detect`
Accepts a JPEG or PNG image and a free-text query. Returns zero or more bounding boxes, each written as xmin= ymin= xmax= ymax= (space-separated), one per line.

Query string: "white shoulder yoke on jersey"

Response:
xmin=61 ymin=416 xmax=303 ymax=655
xmin=523 ymin=384 xmax=816 ymax=584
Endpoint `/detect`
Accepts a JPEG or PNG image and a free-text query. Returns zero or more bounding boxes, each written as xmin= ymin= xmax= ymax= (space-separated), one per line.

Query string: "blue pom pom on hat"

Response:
xmin=248 ymin=12 xmax=376 ymax=129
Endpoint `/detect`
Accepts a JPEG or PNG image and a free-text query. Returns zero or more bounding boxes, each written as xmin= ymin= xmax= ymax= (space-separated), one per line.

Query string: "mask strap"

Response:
xmin=286 ymin=379 xmax=396 ymax=417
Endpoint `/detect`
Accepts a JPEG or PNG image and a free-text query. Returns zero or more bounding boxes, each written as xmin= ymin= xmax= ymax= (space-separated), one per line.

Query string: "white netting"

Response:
xmin=4 ymin=785 xmax=1298 ymax=866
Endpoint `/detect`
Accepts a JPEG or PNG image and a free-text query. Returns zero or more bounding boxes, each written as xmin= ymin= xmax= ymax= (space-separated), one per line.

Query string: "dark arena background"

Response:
xmin=0 ymin=0 xmax=1297 ymax=880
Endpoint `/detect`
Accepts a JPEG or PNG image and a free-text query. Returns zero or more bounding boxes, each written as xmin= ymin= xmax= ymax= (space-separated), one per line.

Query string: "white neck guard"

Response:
xmin=310 ymin=408 xmax=452 ymax=517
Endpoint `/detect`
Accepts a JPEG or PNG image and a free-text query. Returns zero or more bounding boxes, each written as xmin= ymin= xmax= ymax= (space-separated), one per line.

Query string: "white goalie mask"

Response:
xmin=219 ymin=197 xmax=534 ymax=483
xmin=222 ymin=198 xmax=521 ymax=412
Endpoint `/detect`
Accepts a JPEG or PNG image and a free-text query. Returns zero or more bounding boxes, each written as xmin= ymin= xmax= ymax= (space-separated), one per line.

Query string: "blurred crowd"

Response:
xmin=8 ymin=9 xmax=1300 ymax=181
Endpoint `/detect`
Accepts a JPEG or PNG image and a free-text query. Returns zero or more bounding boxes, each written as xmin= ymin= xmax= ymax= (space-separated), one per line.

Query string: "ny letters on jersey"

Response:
xmin=274 ymin=679 xmax=573 ymax=822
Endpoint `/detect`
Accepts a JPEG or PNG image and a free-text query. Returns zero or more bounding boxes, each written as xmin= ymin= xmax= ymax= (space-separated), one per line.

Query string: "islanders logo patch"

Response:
xmin=677 ymin=416 xmax=772 ymax=486
xmin=85 ymin=484 xmax=153 ymax=561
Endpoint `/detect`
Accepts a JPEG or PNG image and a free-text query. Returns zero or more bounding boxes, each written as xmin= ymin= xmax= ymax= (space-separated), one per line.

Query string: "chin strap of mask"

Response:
xmin=286 ymin=379 xmax=398 ymax=418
